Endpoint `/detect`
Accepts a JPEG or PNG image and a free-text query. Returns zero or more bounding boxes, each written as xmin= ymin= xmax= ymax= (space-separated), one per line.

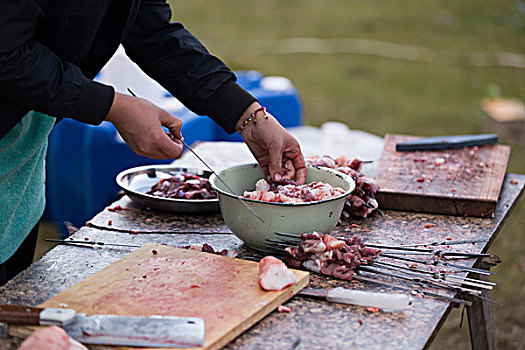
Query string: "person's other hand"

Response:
xmin=105 ymin=92 xmax=184 ymax=159
xmin=238 ymin=102 xmax=306 ymax=184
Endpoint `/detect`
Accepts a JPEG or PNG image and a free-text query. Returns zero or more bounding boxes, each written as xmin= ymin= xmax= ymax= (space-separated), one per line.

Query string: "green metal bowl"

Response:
xmin=209 ymin=163 xmax=355 ymax=252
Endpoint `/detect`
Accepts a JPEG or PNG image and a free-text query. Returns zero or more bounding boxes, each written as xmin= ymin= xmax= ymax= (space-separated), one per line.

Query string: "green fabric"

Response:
xmin=0 ymin=111 xmax=56 ymax=264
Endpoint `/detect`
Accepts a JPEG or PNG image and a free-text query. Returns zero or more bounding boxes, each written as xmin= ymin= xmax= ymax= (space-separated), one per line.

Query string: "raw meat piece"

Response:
xmin=255 ymin=179 xmax=271 ymax=192
xmin=258 ymin=256 xmax=297 ymax=291
xmin=278 ymin=305 xmax=292 ymax=313
xmin=182 ymin=243 xmax=237 ymax=257
xmin=307 ymin=155 xmax=380 ymax=218
xmin=243 ymin=180 xmax=346 ymax=204
xmin=147 ymin=173 xmax=217 ymax=200
xmin=18 ymin=326 xmax=87 ymax=350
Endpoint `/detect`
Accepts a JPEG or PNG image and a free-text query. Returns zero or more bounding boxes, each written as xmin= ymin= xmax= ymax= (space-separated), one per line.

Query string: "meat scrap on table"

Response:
xmin=243 ymin=178 xmax=346 ymax=204
xmin=306 ymin=155 xmax=380 ymax=218
xmin=147 ymin=173 xmax=217 ymax=200
xmin=285 ymin=231 xmax=381 ymax=281
xmin=183 ymin=243 xmax=237 ymax=258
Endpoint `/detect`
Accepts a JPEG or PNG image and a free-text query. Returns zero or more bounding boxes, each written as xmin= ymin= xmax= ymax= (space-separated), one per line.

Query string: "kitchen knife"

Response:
xmin=298 ymin=287 xmax=411 ymax=311
xmin=0 ymin=305 xmax=205 ymax=348
xmin=395 ymin=133 xmax=498 ymax=152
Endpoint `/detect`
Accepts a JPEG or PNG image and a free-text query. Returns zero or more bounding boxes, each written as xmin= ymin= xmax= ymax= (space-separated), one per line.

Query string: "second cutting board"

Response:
xmin=374 ymin=134 xmax=510 ymax=217
xmin=11 ymin=244 xmax=309 ymax=350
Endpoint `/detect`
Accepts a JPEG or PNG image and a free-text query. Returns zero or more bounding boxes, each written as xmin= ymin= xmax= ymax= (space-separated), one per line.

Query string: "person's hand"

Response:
xmin=238 ymin=102 xmax=307 ymax=184
xmin=105 ymin=92 xmax=184 ymax=159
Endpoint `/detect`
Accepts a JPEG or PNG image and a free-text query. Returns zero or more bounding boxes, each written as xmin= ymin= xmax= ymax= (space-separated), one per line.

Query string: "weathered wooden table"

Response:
xmin=0 ymin=142 xmax=523 ymax=350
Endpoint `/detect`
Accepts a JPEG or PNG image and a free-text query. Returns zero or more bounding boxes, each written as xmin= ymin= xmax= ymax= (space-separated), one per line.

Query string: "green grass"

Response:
xmin=166 ymin=0 xmax=525 ymax=348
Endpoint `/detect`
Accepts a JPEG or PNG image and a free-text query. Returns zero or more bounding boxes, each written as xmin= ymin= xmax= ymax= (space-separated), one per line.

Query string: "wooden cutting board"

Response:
xmin=374 ymin=134 xmax=511 ymax=217
xmin=10 ymin=244 xmax=309 ymax=350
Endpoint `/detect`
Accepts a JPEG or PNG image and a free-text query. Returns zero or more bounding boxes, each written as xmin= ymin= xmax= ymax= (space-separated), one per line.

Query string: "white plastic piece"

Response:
xmin=40 ymin=308 xmax=77 ymax=326
xmin=159 ymin=97 xmax=185 ymax=114
xmin=97 ymin=46 xmax=168 ymax=106
xmin=260 ymin=76 xmax=293 ymax=91
xmin=326 ymin=287 xmax=411 ymax=311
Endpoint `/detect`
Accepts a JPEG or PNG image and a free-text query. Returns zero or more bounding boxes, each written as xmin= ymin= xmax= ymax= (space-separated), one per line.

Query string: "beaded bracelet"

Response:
xmin=237 ymin=107 xmax=268 ymax=134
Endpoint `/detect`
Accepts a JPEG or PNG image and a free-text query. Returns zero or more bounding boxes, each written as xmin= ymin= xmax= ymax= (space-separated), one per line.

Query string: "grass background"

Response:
xmin=166 ymin=1 xmax=524 ymax=348
xmin=38 ymin=1 xmax=524 ymax=348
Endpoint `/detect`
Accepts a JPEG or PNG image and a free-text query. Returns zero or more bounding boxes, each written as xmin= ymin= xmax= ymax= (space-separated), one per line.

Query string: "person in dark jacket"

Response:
xmin=0 ymin=0 xmax=306 ymax=286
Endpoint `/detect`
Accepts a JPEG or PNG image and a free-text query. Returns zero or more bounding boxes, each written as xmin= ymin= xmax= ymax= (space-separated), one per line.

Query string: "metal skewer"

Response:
xmin=369 ymin=261 xmax=493 ymax=290
xmin=46 ymin=239 xmax=141 ymax=248
xmin=127 ymin=88 xmax=265 ymax=223
xmin=394 ymin=237 xmax=489 ymax=247
xmin=358 ymin=266 xmax=482 ymax=296
xmin=380 ymin=253 xmax=493 ymax=275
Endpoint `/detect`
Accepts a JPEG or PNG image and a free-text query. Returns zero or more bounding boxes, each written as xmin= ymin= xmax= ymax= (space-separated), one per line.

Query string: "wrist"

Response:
xmin=235 ymin=102 xmax=261 ymax=131
xmin=106 ymin=92 xmax=133 ymax=124
xmin=236 ymin=102 xmax=270 ymax=135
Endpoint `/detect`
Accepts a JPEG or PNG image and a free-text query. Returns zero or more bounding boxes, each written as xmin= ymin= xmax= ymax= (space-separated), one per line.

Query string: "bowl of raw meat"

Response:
xmin=209 ymin=163 xmax=355 ymax=252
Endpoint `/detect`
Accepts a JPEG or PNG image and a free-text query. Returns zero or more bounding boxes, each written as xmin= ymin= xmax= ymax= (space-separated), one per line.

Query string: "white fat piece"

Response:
xmin=255 ymin=179 xmax=271 ymax=192
xmin=259 ymin=263 xmax=297 ymax=291
xmin=303 ymin=242 xmax=327 ymax=253
xmin=367 ymin=198 xmax=379 ymax=210
xmin=303 ymin=260 xmax=321 ymax=273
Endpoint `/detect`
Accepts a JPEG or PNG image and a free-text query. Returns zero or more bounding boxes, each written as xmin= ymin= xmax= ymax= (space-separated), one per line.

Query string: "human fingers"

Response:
xmin=268 ymin=142 xmax=284 ymax=182
xmin=288 ymin=146 xmax=307 ymax=184
xmin=159 ymin=110 xmax=183 ymax=140
xmin=158 ymin=132 xmax=184 ymax=159
xmin=282 ymin=159 xmax=296 ymax=180
xmin=293 ymin=156 xmax=307 ymax=184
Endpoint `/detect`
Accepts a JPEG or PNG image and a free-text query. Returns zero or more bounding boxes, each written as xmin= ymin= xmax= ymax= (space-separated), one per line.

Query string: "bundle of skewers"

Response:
xmin=48 ymin=232 xmax=497 ymax=307
xmin=264 ymin=231 xmax=496 ymax=307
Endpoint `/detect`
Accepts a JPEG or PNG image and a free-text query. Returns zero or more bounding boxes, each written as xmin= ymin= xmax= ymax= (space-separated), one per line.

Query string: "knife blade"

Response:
xmin=298 ymin=287 xmax=411 ymax=311
xmin=0 ymin=305 xmax=205 ymax=348
xmin=127 ymin=88 xmax=265 ymax=223
xmin=395 ymin=133 xmax=498 ymax=152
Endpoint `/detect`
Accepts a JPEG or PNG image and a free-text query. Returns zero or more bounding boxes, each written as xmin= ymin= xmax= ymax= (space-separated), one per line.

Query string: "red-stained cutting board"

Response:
xmin=10 ymin=244 xmax=309 ymax=350
xmin=374 ymin=134 xmax=511 ymax=217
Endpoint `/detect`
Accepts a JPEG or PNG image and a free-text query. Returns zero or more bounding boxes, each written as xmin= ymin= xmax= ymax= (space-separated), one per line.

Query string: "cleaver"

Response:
xmin=0 ymin=305 xmax=205 ymax=348
xmin=395 ymin=133 xmax=498 ymax=152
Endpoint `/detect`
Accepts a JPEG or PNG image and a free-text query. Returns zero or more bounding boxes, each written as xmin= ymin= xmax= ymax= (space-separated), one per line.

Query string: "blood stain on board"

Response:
xmin=90 ymin=253 xmax=253 ymax=333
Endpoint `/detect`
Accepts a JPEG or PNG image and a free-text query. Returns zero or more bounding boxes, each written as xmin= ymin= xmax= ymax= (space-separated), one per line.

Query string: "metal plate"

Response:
xmin=116 ymin=165 xmax=219 ymax=214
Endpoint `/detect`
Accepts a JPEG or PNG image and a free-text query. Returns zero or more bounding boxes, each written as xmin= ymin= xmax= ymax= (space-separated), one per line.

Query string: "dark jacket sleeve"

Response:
xmin=0 ymin=0 xmax=114 ymax=125
xmin=122 ymin=0 xmax=256 ymax=134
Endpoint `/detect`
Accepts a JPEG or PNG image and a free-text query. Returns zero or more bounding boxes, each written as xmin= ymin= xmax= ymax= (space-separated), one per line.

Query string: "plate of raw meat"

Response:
xmin=116 ymin=165 xmax=219 ymax=213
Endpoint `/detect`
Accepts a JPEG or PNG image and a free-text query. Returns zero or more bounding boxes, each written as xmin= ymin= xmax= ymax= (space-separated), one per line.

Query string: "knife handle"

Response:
xmin=0 ymin=305 xmax=76 ymax=326
xmin=0 ymin=305 xmax=42 ymax=325
xmin=326 ymin=287 xmax=411 ymax=311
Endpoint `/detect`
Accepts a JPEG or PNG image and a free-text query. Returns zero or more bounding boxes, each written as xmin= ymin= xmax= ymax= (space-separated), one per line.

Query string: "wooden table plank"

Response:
xmin=1 ymin=173 xmax=522 ymax=350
